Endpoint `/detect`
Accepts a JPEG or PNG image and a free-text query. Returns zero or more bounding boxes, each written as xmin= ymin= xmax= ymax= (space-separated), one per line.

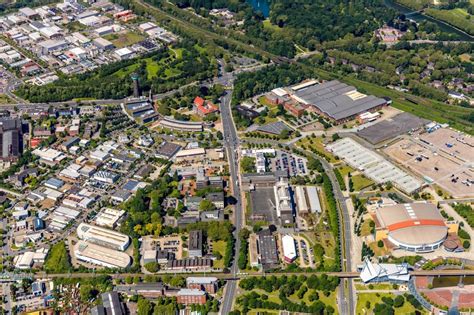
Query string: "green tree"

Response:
xmin=137 ymin=298 xmax=153 ymax=315
xmin=199 ymin=199 xmax=216 ymax=211
xmin=240 ymin=156 xmax=256 ymax=173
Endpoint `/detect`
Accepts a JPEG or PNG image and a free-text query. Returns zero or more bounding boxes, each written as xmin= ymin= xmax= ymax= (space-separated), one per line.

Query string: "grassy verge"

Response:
xmin=425 ymin=8 xmax=474 ymax=35
xmin=212 ymin=240 xmax=227 ymax=268
xmin=351 ymin=174 xmax=373 ymax=191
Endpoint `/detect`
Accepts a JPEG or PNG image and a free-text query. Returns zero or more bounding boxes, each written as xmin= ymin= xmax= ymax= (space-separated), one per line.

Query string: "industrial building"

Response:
xmin=281 ymin=235 xmax=297 ymax=263
xmin=93 ymin=171 xmax=119 ymax=184
xmin=188 ymin=230 xmax=203 ymax=258
xmin=159 ymin=117 xmax=203 ymax=132
xmin=94 ymin=208 xmax=125 ymax=228
xmin=74 ymin=241 xmax=131 ymax=269
xmin=273 ymin=178 xmax=295 ymax=225
xmin=255 ymin=229 xmax=279 ymax=271
xmin=327 ymin=138 xmax=421 ymax=194
xmin=76 ymin=223 xmax=130 ymax=251
xmin=0 ymin=118 xmax=23 ymax=161
xmin=290 ymin=80 xmax=387 ymax=123
xmin=374 ymin=202 xmax=457 ymax=253
xmin=166 ymin=258 xmax=212 ymax=272
xmin=177 ymin=289 xmax=207 ymax=305
xmin=294 ymin=186 xmax=322 ymax=214
xmin=186 ymin=277 xmax=218 ymax=294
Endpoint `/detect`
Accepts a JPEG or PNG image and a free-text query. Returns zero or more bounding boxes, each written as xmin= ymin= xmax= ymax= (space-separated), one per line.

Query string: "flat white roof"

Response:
xmin=77 ymin=223 xmax=129 ymax=250
xmin=327 ymin=138 xmax=421 ymax=193
xmin=282 ymin=235 xmax=297 ymax=260
xmin=175 ymin=148 xmax=205 ymax=158
xmin=54 ymin=206 xmax=81 ymax=219
xmin=74 ymin=241 xmax=130 ymax=269
xmin=94 ymin=208 xmax=125 ymax=227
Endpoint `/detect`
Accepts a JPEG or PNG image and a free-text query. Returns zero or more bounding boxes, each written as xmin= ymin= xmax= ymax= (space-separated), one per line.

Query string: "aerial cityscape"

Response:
xmin=0 ymin=0 xmax=472 ymax=314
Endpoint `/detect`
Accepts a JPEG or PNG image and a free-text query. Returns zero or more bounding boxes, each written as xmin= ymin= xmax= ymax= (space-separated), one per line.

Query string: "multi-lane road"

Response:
xmin=217 ymin=65 xmax=243 ymax=315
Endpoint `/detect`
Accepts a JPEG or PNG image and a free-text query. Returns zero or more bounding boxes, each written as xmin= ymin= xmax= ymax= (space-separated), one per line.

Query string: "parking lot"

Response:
xmin=419 ymin=128 xmax=473 ymax=163
xmin=249 ymin=187 xmax=277 ymax=225
xmin=384 ymin=138 xmax=473 ymax=197
xmin=271 ymin=151 xmax=307 ymax=176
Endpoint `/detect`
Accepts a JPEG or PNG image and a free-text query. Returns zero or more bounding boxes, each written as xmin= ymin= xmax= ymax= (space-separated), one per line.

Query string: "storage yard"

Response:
xmin=419 ymin=128 xmax=473 ymax=163
xmin=383 ymin=130 xmax=473 ymax=197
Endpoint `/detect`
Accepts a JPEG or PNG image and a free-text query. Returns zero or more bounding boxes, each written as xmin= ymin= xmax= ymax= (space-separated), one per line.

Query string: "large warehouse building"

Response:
xmin=374 ymin=202 xmax=457 ymax=253
xmin=327 ymin=138 xmax=421 ymax=194
xmin=291 ymin=80 xmax=388 ymax=123
xmin=74 ymin=241 xmax=131 ymax=269
xmin=76 ymin=223 xmax=130 ymax=251
xmin=0 ymin=118 xmax=23 ymax=161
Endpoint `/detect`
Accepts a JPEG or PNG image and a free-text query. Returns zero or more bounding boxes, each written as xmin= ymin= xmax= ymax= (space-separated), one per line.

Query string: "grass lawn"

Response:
xmin=425 ymin=8 xmax=474 ymax=35
xmin=288 ymin=289 xmax=338 ymax=313
xmin=314 ymin=191 xmax=338 ymax=270
xmin=0 ymin=94 xmax=13 ymax=104
xmin=356 ymin=292 xmax=426 ymax=315
xmin=193 ymin=44 xmax=206 ymax=54
xmin=145 ymin=59 xmax=161 ymax=79
xmin=360 ymin=218 xmax=374 ymax=237
xmin=105 ymin=31 xmax=145 ymax=48
xmin=262 ymin=19 xmax=282 ymax=32
xmin=170 ymin=47 xmax=184 ymax=59
xmin=44 ymin=241 xmax=72 ymax=273
xmin=164 ymin=67 xmax=181 ymax=77
xmin=369 ymin=241 xmax=390 ymax=257
xmin=355 ymin=283 xmax=394 ymax=291
xmin=338 ymin=165 xmax=354 ymax=177
xmin=296 ymin=136 xmax=337 ymax=163
xmin=248 ymin=310 xmax=279 ymax=315
xmin=351 ymin=174 xmax=373 ymax=191
xmin=114 ymin=63 xmax=140 ymax=78
xmin=212 ymin=240 xmax=227 ymax=269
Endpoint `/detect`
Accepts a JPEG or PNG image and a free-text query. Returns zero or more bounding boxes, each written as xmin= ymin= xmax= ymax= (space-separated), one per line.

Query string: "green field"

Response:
xmin=425 ymin=8 xmax=474 ymax=35
xmin=351 ymin=174 xmax=374 ymax=191
xmin=104 ymin=31 xmax=145 ymax=48
xmin=241 ymin=288 xmax=338 ymax=314
xmin=44 ymin=241 xmax=72 ymax=273
xmin=0 ymin=94 xmax=13 ymax=104
xmin=394 ymin=0 xmax=434 ymax=10
xmin=212 ymin=240 xmax=227 ymax=269
xmin=356 ymin=293 xmax=427 ymax=315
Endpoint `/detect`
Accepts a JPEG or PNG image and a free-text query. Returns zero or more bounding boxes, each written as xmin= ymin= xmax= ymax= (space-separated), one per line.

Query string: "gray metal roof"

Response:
xmin=294 ymin=80 xmax=386 ymax=120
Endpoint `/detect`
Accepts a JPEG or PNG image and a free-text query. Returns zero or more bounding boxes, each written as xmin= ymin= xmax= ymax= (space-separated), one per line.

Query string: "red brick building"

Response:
xmin=283 ymin=101 xmax=306 ymax=118
xmin=186 ymin=277 xmax=218 ymax=294
xmin=193 ymin=96 xmax=219 ymax=117
xmin=176 ymin=289 xmax=207 ymax=305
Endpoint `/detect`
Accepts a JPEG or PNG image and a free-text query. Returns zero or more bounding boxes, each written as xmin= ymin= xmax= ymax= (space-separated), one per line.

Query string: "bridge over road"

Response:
xmin=0 ymin=269 xmax=468 ymax=282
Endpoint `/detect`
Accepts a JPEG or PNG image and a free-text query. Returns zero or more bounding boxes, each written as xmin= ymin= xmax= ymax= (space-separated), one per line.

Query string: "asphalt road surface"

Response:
xmin=218 ymin=79 xmax=243 ymax=314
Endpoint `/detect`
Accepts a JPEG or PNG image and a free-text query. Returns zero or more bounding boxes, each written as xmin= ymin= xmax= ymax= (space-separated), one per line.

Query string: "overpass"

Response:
xmin=0 ymin=269 xmax=467 ymax=282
